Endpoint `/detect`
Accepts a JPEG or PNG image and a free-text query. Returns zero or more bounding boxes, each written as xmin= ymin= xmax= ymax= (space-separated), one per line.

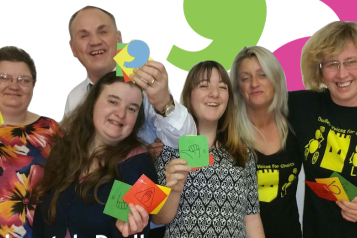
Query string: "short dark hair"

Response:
xmin=69 ymin=6 xmax=118 ymax=39
xmin=0 ymin=46 xmax=37 ymax=81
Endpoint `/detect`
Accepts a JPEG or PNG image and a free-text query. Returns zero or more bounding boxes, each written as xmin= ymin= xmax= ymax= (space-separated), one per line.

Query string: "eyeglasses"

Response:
xmin=319 ymin=59 xmax=357 ymax=72
xmin=0 ymin=73 xmax=34 ymax=87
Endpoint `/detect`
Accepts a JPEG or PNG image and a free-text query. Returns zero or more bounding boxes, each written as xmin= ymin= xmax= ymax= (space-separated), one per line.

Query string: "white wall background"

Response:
xmin=0 ymin=0 xmax=340 ymax=226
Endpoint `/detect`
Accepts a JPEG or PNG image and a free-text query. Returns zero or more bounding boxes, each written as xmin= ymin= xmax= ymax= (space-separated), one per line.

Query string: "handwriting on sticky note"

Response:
xmin=179 ymin=135 xmax=209 ymax=169
xmin=330 ymin=172 xmax=357 ymax=201
xmin=123 ymin=174 xmax=167 ymax=213
xmin=316 ymin=177 xmax=349 ymax=201
xmin=305 ymin=181 xmax=337 ymax=201
xmin=104 ymin=180 xmax=132 ymax=222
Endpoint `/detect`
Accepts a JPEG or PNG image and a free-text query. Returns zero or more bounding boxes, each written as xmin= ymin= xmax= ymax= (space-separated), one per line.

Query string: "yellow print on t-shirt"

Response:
xmin=257 ymin=169 xmax=279 ymax=202
xmin=306 ymin=117 xmax=356 ymax=173
xmin=321 ymin=130 xmax=351 ymax=172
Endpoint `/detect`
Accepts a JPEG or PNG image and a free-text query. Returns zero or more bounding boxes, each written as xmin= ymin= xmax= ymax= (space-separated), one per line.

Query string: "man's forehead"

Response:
xmin=71 ymin=8 xmax=115 ymax=31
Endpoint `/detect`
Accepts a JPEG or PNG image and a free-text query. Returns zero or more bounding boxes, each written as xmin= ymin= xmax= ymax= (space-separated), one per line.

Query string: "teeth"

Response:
xmin=337 ymin=81 xmax=352 ymax=88
xmin=206 ymin=103 xmax=218 ymax=106
xmin=90 ymin=50 xmax=105 ymax=55
xmin=109 ymin=119 xmax=122 ymax=126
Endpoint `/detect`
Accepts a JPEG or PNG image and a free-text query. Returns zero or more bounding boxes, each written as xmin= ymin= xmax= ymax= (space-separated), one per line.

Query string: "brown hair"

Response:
xmin=37 ymin=71 xmax=145 ymax=224
xmin=180 ymin=61 xmax=248 ymax=167
xmin=301 ymin=21 xmax=357 ymax=91
xmin=0 ymin=46 xmax=37 ymax=82
xmin=69 ymin=6 xmax=118 ymax=39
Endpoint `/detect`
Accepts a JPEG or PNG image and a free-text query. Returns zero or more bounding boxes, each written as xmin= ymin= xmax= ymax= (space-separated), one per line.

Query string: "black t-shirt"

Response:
xmin=256 ymin=130 xmax=302 ymax=238
xmin=288 ymin=90 xmax=357 ymax=238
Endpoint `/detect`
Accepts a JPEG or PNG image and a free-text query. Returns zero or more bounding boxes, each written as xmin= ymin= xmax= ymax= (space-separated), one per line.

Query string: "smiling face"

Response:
xmin=93 ymin=82 xmax=142 ymax=147
xmin=69 ymin=8 xmax=122 ymax=80
xmin=0 ymin=61 xmax=34 ymax=113
xmin=238 ymin=57 xmax=275 ymax=110
xmin=321 ymin=42 xmax=357 ymax=106
xmin=190 ymin=68 xmax=229 ymax=125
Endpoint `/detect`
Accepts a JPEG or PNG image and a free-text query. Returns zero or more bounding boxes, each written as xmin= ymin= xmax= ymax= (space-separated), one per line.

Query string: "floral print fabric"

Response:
xmin=0 ymin=117 xmax=60 ymax=238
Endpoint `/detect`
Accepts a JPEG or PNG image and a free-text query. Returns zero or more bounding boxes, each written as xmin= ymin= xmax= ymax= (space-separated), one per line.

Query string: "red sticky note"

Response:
xmin=122 ymin=70 xmax=131 ymax=83
xmin=305 ymin=181 xmax=337 ymax=201
xmin=123 ymin=175 xmax=167 ymax=213
xmin=192 ymin=153 xmax=214 ymax=171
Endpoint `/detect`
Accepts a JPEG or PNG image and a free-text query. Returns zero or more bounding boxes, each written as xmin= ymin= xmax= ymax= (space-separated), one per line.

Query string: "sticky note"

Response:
xmin=123 ymin=174 xmax=168 ymax=213
xmin=114 ymin=42 xmax=153 ymax=79
xmin=0 ymin=111 xmax=3 ymax=125
xmin=104 ymin=180 xmax=132 ymax=222
xmin=192 ymin=153 xmax=214 ymax=171
xmin=316 ymin=177 xmax=349 ymax=201
xmin=330 ymin=172 xmax=357 ymax=201
xmin=305 ymin=181 xmax=337 ymax=201
xmin=179 ymin=135 xmax=209 ymax=168
xmin=150 ymin=185 xmax=171 ymax=214
xmin=116 ymin=43 xmax=128 ymax=77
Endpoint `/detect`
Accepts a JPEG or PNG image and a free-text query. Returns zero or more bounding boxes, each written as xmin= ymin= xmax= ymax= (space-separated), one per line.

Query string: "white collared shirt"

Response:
xmin=64 ymin=75 xmax=197 ymax=148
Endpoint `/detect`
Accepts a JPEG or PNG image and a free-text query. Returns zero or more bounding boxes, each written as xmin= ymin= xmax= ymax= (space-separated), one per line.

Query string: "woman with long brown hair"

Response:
xmin=33 ymin=71 xmax=156 ymax=237
xmin=153 ymin=61 xmax=264 ymax=238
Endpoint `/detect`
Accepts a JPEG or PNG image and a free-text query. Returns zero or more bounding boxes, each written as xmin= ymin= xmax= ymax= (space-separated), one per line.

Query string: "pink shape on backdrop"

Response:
xmin=320 ymin=0 xmax=357 ymax=21
xmin=273 ymin=37 xmax=310 ymax=91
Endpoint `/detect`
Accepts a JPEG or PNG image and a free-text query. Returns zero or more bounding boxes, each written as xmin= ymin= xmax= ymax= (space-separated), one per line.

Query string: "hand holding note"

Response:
xmin=336 ymin=196 xmax=357 ymax=222
xmin=115 ymin=204 xmax=148 ymax=237
xmin=165 ymin=158 xmax=191 ymax=193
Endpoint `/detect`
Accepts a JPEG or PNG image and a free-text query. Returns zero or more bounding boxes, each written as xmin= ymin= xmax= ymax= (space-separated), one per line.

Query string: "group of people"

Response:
xmin=0 ymin=5 xmax=356 ymax=238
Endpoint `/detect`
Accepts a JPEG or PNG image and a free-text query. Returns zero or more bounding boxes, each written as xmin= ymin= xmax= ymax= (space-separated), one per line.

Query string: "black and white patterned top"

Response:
xmin=154 ymin=145 xmax=260 ymax=238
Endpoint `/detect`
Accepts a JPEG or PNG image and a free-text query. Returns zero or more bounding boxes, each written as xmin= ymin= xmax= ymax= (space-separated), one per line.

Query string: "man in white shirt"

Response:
xmin=64 ymin=6 xmax=196 ymax=148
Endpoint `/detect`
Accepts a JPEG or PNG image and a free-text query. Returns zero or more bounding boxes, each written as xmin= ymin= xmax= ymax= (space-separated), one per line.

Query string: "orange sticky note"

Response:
xmin=315 ymin=177 xmax=349 ymax=201
xmin=150 ymin=185 xmax=171 ymax=214
xmin=123 ymin=174 xmax=167 ymax=213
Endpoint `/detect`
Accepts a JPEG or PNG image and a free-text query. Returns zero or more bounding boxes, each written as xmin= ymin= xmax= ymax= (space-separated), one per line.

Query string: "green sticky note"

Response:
xmin=330 ymin=172 xmax=357 ymax=201
xmin=104 ymin=180 xmax=132 ymax=222
xmin=116 ymin=43 xmax=128 ymax=77
xmin=179 ymin=135 xmax=209 ymax=168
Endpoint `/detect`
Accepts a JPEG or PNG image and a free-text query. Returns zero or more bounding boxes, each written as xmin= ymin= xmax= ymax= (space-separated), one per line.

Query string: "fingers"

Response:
xmin=165 ymin=159 xmax=191 ymax=174
xmin=144 ymin=60 xmax=167 ymax=77
xmin=129 ymin=73 xmax=149 ymax=90
xmin=147 ymin=138 xmax=164 ymax=159
xmin=128 ymin=204 xmax=149 ymax=234
xmin=342 ymin=210 xmax=357 ymax=222
xmin=115 ymin=220 xmax=129 ymax=237
xmin=336 ymin=199 xmax=357 ymax=222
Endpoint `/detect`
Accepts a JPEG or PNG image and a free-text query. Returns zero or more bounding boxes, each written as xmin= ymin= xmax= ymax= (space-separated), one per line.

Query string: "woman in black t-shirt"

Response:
xmin=288 ymin=21 xmax=357 ymax=238
xmin=230 ymin=46 xmax=302 ymax=238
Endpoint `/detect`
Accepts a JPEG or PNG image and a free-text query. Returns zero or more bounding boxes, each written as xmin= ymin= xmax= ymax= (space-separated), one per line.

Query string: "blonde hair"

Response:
xmin=301 ymin=21 xmax=357 ymax=91
xmin=181 ymin=61 xmax=249 ymax=167
xmin=230 ymin=46 xmax=289 ymax=150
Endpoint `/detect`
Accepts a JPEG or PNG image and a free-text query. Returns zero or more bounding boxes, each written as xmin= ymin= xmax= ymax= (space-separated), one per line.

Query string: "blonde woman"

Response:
xmin=230 ymin=46 xmax=302 ymax=238
xmin=289 ymin=21 xmax=357 ymax=238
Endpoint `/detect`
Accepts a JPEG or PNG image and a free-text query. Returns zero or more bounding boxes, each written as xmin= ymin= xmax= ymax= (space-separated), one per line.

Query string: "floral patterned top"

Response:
xmin=0 ymin=117 xmax=60 ymax=238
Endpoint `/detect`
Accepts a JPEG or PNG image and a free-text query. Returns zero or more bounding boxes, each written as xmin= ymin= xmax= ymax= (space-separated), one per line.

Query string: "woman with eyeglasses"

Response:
xmin=0 ymin=46 xmax=60 ymax=237
xmin=289 ymin=21 xmax=357 ymax=238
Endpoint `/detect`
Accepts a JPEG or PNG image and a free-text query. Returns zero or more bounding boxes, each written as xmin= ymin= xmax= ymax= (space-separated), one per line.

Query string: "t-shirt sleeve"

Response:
xmin=245 ymin=152 xmax=260 ymax=215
